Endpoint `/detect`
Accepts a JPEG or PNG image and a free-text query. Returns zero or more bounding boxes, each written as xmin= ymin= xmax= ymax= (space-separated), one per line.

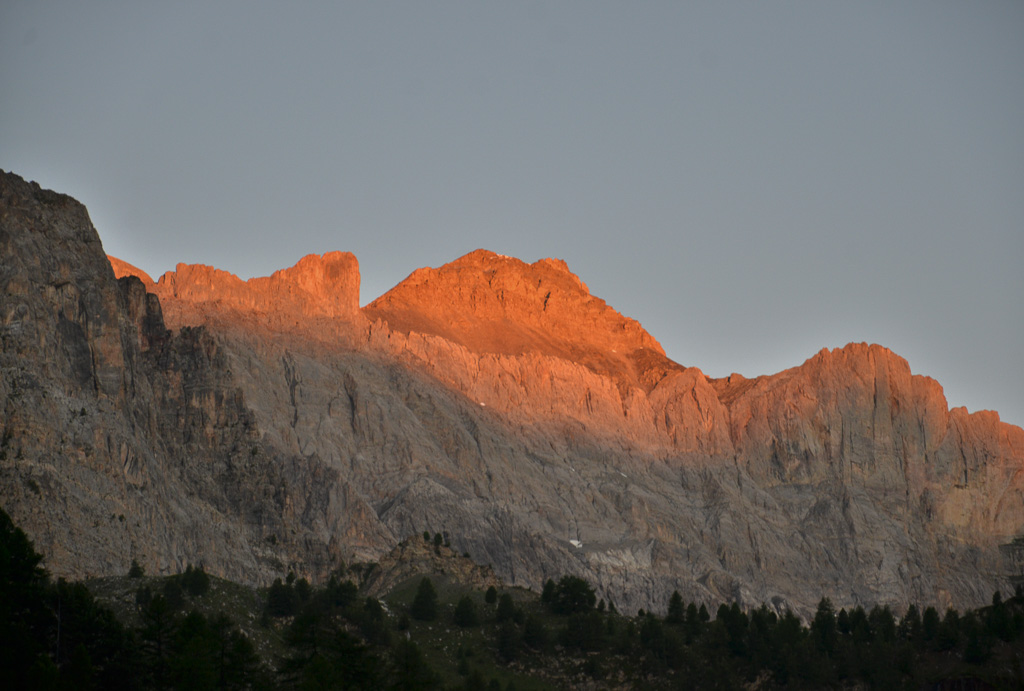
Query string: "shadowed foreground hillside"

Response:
xmin=3 ymin=508 xmax=1024 ymax=690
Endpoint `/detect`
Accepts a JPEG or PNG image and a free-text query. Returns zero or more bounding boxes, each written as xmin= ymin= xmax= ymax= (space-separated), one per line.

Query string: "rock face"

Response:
xmin=0 ymin=172 xmax=384 ymax=585
xmin=111 ymin=251 xmax=366 ymax=347
xmin=361 ymin=537 xmax=502 ymax=599
xmin=3 ymin=170 xmax=1022 ymax=618
xmin=365 ymin=250 xmax=664 ymax=374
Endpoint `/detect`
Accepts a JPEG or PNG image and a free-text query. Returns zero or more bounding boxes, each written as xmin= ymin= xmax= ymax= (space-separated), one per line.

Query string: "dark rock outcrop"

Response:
xmin=0 ymin=171 xmax=378 ymax=584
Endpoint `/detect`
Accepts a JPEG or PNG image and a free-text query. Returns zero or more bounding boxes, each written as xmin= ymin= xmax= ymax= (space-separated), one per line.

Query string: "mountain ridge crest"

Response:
xmin=5 ymin=170 xmax=1019 ymax=618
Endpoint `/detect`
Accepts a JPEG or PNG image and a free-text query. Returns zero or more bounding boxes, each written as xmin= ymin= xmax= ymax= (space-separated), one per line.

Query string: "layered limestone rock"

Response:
xmin=361 ymin=537 xmax=502 ymax=598
xmin=108 ymin=257 xmax=155 ymax=288
xmin=113 ymin=243 xmax=1024 ymax=616
xmin=364 ymin=250 xmax=730 ymax=453
xmin=365 ymin=250 xmax=663 ymax=361
xmin=1 ymin=171 xmax=380 ymax=585
xmin=715 ymin=344 xmax=1024 ymax=541
xmin=5 ymin=170 xmax=1023 ymax=618
xmin=111 ymin=251 xmax=367 ymax=347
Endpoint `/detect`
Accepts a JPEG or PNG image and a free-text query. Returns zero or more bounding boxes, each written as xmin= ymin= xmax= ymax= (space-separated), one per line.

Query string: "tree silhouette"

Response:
xmin=266 ymin=577 xmax=299 ymax=617
xmin=666 ymin=591 xmax=684 ymax=624
xmin=454 ymin=595 xmax=479 ymax=627
xmin=0 ymin=507 xmax=50 ymax=689
xmin=810 ymin=597 xmax=837 ymax=654
xmin=139 ymin=594 xmax=175 ymax=686
xmin=549 ymin=576 xmax=596 ymax=615
xmin=541 ymin=579 xmax=556 ymax=604
xmin=410 ymin=577 xmax=438 ymax=621
xmin=496 ymin=593 xmax=516 ymax=623
xmin=181 ymin=564 xmax=210 ymax=597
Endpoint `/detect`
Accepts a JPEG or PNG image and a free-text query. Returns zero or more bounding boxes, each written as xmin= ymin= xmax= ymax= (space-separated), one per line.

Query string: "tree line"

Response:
xmin=3 ymin=507 xmax=1022 ymax=689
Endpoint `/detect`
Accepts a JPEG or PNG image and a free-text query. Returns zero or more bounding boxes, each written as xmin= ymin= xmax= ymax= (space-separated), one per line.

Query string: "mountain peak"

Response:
xmin=364 ymin=249 xmax=665 ymax=377
xmin=108 ymin=252 xmax=362 ymax=328
xmin=7 ymin=170 xmax=1023 ymax=625
xmin=108 ymin=256 xmax=155 ymax=287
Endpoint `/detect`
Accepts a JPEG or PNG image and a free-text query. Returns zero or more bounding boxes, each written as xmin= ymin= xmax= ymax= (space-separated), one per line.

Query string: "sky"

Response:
xmin=2 ymin=2 xmax=1022 ymax=428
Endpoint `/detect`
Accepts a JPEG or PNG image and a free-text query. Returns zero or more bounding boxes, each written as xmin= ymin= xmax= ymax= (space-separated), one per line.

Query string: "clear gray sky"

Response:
xmin=3 ymin=1 xmax=1022 ymax=428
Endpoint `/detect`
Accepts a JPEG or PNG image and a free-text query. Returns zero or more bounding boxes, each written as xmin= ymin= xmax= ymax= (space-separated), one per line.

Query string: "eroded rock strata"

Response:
xmin=2 ymin=170 xmax=1022 ymax=618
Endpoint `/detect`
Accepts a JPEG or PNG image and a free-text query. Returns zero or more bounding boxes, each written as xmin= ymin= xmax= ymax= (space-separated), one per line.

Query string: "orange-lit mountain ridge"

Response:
xmin=107 ymin=243 xmax=1024 ymax=604
xmin=3 ymin=171 xmax=1021 ymax=618
xmin=365 ymin=249 xmax=668 ymax=384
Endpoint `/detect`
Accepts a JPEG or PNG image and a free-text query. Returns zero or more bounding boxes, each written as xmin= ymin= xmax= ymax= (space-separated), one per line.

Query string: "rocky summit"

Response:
xmin=2 ymin=170 xmax=1022 ymax=618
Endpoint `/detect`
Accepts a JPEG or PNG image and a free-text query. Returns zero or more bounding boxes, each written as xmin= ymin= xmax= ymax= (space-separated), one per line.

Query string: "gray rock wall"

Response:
xmin=2 ymin=170 xmax=1021 ymax=619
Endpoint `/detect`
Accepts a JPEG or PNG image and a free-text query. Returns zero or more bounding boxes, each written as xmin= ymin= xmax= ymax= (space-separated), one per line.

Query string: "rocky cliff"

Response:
xmin=3 ymin=170 xmax=1022 ymax=618
xmin=0 ymin=172 xmax=383 ymax=585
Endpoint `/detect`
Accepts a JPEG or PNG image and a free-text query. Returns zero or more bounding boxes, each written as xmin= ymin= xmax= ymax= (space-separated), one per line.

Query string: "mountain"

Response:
xmin=2 ymin=170 xmax=1022 ymax=618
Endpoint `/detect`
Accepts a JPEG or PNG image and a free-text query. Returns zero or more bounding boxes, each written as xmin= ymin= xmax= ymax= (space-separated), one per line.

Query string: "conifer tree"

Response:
xmin=811 ymin=597 xmax=837 ymax=654
xmin=266 ymin=577 xmax=298 ymax=617
xmin=922 ymin=606 xmax=940 ymax=644
xmin=541 ymin=579 xmax=556 ymax=604
xmin=410 ymin=577 xmax=438 ymax=621
xmin=666 ymin=591 xmax=684 ymax=624
xmin=899 ymin=604 xmax=922 ymax=641
xmin=0 ymin=508 xmax=50 ymax=689
xmin=936 ymin=608 xmax=961 ymax=651
xmin=550 ymin=575 xmax=596 ymax=615
xmin=454 ymin=595 xmax=479 ymax=627
xmin=140 ymin=594 xmax=176 ymax=685
xmin=182 ymin=564 xmax=210 ymax=597
xmin=496 ymin=593 xmax=516 ymax=623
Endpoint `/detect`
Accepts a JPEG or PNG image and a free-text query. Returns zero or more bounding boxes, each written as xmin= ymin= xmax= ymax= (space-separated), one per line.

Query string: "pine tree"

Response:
xmin=985 ymin=590 xmax=1013 ymax=642
xmin=899 ymin=604 xmax=922 ymax=641
xmin=454 ymin=595 xmax=479 ymax=627
xmin=550 ymin=575 xmax=596 ymax=615
xmin=182 ymin=564 xmax=210 ymax=597
xmin=541 ymin=579 xmax=556 ymax=604
xmin=936 ymin=608 xmax=960 ymax=651
xmin=496 ymin=593 xmax=516 ymax=623
xmin=811 ymin=597 xmax=837 ymax=654
xmin=266 ymin=577 xmax=298 ymax=617
xmin=140 ymin=594 xmax=176 ymax=686
xmin=410 ymin=577 xmax=438 ymax=621
xmin=666 ymin=591 xmax=684 ymax=624
xmin=684 ymin=602 xmax=702 ymax=642
xmin=0 ymin=507 xmax=50 ymax=690
xmin=868 ymin=604 xmax=896 ymax=643
xmin=922 ymin=606 xmax=940 ymax=644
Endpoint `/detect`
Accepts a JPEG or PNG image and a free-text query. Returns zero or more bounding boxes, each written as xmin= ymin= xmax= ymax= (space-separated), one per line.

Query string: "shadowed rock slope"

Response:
xmin=3 ymin=170 xmax=1022 ymax=618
